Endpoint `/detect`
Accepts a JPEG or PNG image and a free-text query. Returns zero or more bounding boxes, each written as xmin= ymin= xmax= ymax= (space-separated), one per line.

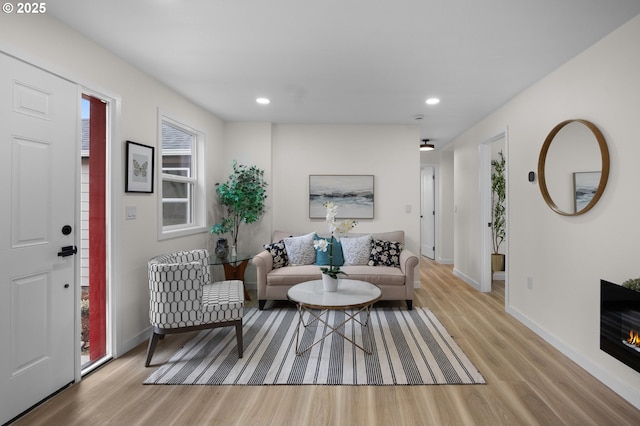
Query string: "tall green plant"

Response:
xmin=210 ymin=161 xmax=267 ymax=248
xmin=491 ymin=151 xmax=506 ymax=254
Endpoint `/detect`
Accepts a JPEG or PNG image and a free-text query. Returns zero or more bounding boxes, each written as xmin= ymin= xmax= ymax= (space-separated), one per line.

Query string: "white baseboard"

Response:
xmin=437 ymin=257 xmax=454 ymax=265
xmin=493 ymin=271 xmax=505 ymax=281
xmin=506 ymin=305 xmax=640 ymax=410
xmin=115 ymin=327 xmax=150 ymax=358
xmin=453 ymin=267 xmax=480 ymax=291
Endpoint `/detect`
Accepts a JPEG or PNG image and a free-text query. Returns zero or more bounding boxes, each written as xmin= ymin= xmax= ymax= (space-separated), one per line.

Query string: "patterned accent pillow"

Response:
xmin=263 ymin=240 xmax=288 ymax=269
xmin=313 ymin=234 xmax=344 ymax=266
xmin=283 ymin=232 xmax=316 ymax=265
xmin=341 ymin=234 xmax=373 ymax=265
xmin=369 ymin=239 xmax=404 ymax=267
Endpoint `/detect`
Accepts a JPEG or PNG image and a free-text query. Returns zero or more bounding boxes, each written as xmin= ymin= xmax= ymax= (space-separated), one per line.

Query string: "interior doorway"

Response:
xmin=421 ymin=166 xmax=436 ymax=260
xmin=479 ymin=131 xmax=508 ymax=296
xmin=80 ymin=94 xmax=110 ymax=373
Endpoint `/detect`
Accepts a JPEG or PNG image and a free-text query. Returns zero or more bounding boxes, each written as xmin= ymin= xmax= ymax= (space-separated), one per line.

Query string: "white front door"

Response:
xmin=0 ymin=53 xmax=78 ymax=424
xmin=421 ymin=167 xmax=435 ymax=259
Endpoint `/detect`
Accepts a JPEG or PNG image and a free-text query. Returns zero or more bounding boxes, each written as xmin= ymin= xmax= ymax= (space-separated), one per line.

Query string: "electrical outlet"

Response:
xmin=405 ymin=204 xmax=412 ymax=213
xmin=527 ymin=276 xmax=533 ymax=290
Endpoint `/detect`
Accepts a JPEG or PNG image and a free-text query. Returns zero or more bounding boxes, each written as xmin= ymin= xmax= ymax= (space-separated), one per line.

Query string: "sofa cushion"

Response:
xmin=283 ymin=232 xmax=316 ymax=265
xmin=265 ymin=265 xmax=406 ymax=288
xmin=266 ymin=265 xmax=323 ymax=286
xmin=340 ymin=265 xmax=407 ymax=286
xmin=201 ymin=280 xmax=244 ymax=322
xmin=369 ymin=239 xmax=403 ymax=267
xmin=313 ymin=235 xmax=344 ymax=266
xmin=340 ymin=234 xmax=372 ymax=265
xmin=263 ymin=240 xmax=288 ymax=269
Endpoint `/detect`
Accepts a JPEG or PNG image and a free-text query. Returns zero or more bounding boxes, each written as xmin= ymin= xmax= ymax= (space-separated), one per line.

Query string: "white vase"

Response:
xmin=322 ymin=274 xmax=339 ymax=292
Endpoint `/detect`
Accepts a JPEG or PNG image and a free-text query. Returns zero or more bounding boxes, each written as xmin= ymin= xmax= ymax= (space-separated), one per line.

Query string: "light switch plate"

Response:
xmin=126 ymin=206 xmax=137 ymax=220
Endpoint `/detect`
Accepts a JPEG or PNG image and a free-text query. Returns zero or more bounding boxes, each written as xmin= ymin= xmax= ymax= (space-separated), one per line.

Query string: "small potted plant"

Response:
xmin=491 ymin=150 xmax=506 ymax=272
xmin=210 ymin=161 xmax=268 ymax=255
xmin=623 ymin=278 xmax=640 ymax=292
xmin=314 ymin=202 xmax=357 ymax=291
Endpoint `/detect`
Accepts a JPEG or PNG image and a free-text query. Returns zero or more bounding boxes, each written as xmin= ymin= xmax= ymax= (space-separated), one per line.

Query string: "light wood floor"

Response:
xmin=13 ymin=258 xmax=640 ymax=425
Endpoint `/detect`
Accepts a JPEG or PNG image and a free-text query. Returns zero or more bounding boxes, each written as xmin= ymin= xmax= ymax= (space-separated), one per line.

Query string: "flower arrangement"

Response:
xmin=313 ymin=202 xmax=357 ymax=279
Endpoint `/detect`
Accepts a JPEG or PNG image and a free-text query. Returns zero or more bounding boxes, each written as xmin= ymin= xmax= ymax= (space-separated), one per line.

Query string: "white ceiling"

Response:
xmin=48 ymin=0 xmax=640 ymax=149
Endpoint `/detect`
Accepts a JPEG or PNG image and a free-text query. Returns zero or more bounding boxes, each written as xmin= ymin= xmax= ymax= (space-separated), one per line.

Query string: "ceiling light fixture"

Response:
xmin=256 ymin=97 xmax=270 ymax=105
xmin=420 ymin=139 xmax=435 ymax=151
xmin=425 ymin=98 xmax=440 ymax=105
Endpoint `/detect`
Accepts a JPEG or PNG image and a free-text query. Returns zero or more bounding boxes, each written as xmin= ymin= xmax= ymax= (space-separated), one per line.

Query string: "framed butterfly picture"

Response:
xmin=125 ymin=141 xmax=154 ymax=193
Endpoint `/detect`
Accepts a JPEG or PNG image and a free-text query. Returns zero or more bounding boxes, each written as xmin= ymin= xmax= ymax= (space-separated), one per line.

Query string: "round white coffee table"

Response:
xmin=287 ymin=279 xmax=381 ymax=355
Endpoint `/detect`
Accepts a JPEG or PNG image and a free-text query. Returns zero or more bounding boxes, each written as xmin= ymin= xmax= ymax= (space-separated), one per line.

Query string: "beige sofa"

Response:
xmin=253 ymin=230 xmax=419 ymax=310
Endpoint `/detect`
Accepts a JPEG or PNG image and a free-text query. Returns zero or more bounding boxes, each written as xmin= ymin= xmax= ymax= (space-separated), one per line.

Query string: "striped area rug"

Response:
xmin=144 ymin=307 xmax=485 ymax=386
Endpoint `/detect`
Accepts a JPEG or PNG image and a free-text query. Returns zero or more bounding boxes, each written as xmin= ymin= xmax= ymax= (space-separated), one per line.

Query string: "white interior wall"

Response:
xmin=437 ymin=149 xmax=455 ymax=264
xmin=449 ymin=15 xmax=640 ymax=407
xmin=453 ymin=141 xmax=483 ymax=283
xmin=271 ymin=124 xmax=421 ymax=277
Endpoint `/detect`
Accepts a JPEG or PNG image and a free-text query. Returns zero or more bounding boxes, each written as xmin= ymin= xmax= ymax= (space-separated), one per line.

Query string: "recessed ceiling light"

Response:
xmin=256 ymin=97 xmax=270 ymax=105
xmin=426 ymin=98 xmax=440 ymax=105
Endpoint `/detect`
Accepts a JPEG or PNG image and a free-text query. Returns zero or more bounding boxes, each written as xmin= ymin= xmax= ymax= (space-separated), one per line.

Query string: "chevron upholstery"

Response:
xmin=145 ymin=249 xmax=244 ymax=367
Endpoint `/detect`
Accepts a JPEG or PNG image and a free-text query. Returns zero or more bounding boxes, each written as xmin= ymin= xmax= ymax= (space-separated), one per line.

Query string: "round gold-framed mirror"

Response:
xmin=538 ymin=119 xmax=610 ymax=216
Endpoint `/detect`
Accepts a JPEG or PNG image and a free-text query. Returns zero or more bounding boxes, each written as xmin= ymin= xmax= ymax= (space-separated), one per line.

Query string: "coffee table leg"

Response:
xmin=362 ymin=305 xmax=374 ymax=354
xmin=295 ymin=305 xmax=330 ymax=355
xmin=294 ymin=303 xmax=375 ymax=355
xmin=334 ymin=304 xmax=375 ymax=354
xmin=294 ymin=304 xmax=303 ymax=355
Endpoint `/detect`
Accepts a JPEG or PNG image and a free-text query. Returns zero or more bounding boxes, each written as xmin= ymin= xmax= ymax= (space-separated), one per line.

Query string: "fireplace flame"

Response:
xmin=627 ymin=330 xmax=640 ymax=347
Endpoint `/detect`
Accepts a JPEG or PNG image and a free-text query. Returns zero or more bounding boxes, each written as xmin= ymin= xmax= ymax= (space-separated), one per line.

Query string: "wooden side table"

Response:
xmin=209 ymin=253 xmax=254 ymax=300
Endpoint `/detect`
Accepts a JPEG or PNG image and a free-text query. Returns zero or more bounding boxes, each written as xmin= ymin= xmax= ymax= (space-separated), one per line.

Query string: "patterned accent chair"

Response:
xmin=146 ymin=249 xmax=244 ymax=367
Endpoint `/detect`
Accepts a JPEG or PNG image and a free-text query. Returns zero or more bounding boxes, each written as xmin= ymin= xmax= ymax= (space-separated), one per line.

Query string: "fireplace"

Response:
xmin=600 ymin=280 xmax=640 ymax=373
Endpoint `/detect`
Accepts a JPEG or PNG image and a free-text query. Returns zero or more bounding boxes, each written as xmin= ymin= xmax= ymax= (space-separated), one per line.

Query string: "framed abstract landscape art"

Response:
xmin=309 ymin=175 xmax=374 ymax=219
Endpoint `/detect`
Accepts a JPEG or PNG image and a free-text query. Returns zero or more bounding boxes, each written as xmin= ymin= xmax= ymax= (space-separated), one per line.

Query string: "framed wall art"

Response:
xmin=125 ymin=140 xmax=154 ymax=193
xmin=573 ymin=171 xmax=600 ymax=212
xmin=309 ymin=175 xmax=374 ymax=219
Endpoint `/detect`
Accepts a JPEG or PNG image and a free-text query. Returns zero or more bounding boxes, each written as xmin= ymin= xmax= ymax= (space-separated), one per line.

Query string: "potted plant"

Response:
xmin=313 ymin=202 xmax=357 ymax=291
xmin=210 ymin=161 xmax=268 ymax=254
xmin=491 ymin=150 xmax=506 ymax=272
xmin=623 ymin=278 xmax=640 ymax=292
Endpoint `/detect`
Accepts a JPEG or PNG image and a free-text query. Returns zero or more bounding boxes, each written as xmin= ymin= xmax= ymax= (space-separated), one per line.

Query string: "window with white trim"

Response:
xmin=158 ymin=114 xmax=206 ymax=239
